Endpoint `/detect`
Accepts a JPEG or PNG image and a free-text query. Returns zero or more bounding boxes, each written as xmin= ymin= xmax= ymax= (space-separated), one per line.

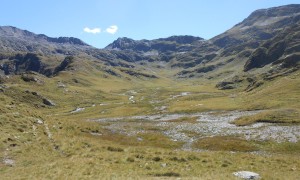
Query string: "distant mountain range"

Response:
xmin=0 ymin=4 xmax=299 ymax=86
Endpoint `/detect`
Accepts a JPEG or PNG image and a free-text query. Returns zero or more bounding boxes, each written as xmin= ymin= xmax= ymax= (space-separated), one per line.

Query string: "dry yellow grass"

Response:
xmin=0 ymin=68 xmax=300 ymax=179
xmin=233 ymin=109 xmax=300 ymax=126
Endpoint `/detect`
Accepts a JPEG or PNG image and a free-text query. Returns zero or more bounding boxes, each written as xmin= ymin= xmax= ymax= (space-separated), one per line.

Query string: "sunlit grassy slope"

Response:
xmin=0 ymin=63 xmax=299 ymax=179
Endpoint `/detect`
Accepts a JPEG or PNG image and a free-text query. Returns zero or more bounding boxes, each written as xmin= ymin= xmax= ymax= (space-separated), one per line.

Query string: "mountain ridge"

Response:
xmin=0 ymin=4 xmax=299 ymax=81
xmin=0 ymin=26 xmax=89 ymax=46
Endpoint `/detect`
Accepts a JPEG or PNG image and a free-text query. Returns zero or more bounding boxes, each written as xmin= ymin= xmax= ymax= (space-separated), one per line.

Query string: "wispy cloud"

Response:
xmin=106 ymin=25 xmax=118 ymax=34
xmin=83 ymin=27 xmax=101 ymax=34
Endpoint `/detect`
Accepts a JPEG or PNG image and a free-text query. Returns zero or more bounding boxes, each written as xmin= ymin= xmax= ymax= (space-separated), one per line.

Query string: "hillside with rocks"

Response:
xmin=0 ymin=4 xmax=300 ymax=180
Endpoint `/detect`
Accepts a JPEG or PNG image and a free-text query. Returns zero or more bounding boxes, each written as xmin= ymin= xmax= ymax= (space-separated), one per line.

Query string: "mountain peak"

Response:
xmin=238 ymin=4 xmax=300 ymax=27
xmin=0 ymin=26 xmax=35 ymax=38
xmin=212 ymin=4 xmax=300 ymax=48
xmin=105 ymin=37 xmax=137 ymax=50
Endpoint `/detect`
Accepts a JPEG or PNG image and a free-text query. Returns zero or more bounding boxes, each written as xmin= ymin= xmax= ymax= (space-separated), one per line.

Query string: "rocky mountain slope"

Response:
xmin=212 ymin=4 xmax=300 ymax=70
xmin=0 ymin=26 xmax=91 ymax=55
xmin=0 ymin=4 xmax=299 ymax=83
xmin=102 ymin=4 xmax=300 ymax=81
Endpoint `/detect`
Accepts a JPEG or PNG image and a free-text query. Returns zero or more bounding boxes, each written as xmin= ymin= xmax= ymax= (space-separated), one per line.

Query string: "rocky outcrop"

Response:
xmin=54 ymin=56 xmax=74 ymax=74
xmin=24 ymin=90 xmax=56 ymax=106
xmin=244 ymin=47 xmax=268 ymax=71
xmin=275 ymin=54 xmax=300 ymax=68
xmin=119 ymin=69 xmax=158 ymax=79
xmin=0 ymin=53 xmax=47 ymax=75
xmin=21 ymin=72 xmax=43 ymax=83
xmin=216 ymin=81 xmax=235 ymax=90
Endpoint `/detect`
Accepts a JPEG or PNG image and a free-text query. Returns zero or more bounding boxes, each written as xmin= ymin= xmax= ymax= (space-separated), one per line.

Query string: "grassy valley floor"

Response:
xmin=0 ymin=69 xmax=299 ymax=179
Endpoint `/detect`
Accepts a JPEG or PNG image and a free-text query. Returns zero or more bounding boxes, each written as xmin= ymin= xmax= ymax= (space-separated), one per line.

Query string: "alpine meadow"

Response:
xmin=0 ymin=3 xmax=300 ymax=180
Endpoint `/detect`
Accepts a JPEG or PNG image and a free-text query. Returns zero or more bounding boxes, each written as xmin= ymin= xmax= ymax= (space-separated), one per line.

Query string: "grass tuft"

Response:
xmin=232 ymin=109 xmax=300 ymax=126
xmin=151 ymin=172 xmax=181 ymax=177
xmin=107 ymin=146 xmax=124 ymax=152
xmin=193 ymin=136 xmax=258 ymax=152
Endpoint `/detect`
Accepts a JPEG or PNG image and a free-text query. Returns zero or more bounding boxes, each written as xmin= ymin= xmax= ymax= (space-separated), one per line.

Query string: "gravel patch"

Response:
xmin=91 ymin=110 xmax=300 ymax=150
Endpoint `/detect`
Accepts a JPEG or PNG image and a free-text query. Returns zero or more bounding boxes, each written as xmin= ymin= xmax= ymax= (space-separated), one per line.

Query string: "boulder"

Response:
xmin=42 ymin=98 xmax=56 ymax=106
xmin=36 ymin=119 xmax=44 ymax=124
xmin=233 ymin=171 xmax=260 ymax=179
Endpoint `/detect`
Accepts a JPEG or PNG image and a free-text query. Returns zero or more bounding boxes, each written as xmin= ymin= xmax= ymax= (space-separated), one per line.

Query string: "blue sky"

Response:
xmin=0 ymin=0 xmax=299 ymax=48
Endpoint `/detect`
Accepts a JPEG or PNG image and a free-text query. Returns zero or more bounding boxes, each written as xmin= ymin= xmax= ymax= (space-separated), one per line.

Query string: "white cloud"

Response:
xmin=83 ymin=27 xmax=101 ymax=34
xmin=106 ymin=25 xmax=118 ymax=34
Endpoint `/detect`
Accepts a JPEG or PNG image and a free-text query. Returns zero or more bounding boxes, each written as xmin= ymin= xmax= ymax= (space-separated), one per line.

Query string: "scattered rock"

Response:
xmin=171 ymin=92 xmax=191 ymax=99
xmin=181 ymin=92 xmax=190 ymax=96
xmin=71 ymin=107 xmax=85 ymax=113
xmin=129 ymin=96 xmax=135 ymax=103
xmin=36 ymin=119 xmax=44 ymax=124
xmin=155 ymin=106 xmax=167 ymax=112
xmin=233 ymin=171 xmax=260 ymax=179
xmin=21 ymin=72 xmax=44 ymax=84
xmin=72 ymin=78 xmax=79 ymax=83
xmin=42 ymin=98 xmax=56 ymax=106
xmin=57 ymin=81 xmax=66 ymax=88
xmin=21 ymin=74 xmax=38 ymax=82
xmin=3 ymin=158 xmax=15 ymax=167
xmin=161 ymin=163 xmax=167 ymax=168
xmin=31 ymin=91 xmax=39 ymax=96
xmin=152 ymin=157 xmax=162 ymax=162
xmin=94 ymin=110 xmax=300 ymax=147
xmin=90 ymin=132 xmax=102 ymax=136
xmin=9 ymin=143 xmax=17 ymax=147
